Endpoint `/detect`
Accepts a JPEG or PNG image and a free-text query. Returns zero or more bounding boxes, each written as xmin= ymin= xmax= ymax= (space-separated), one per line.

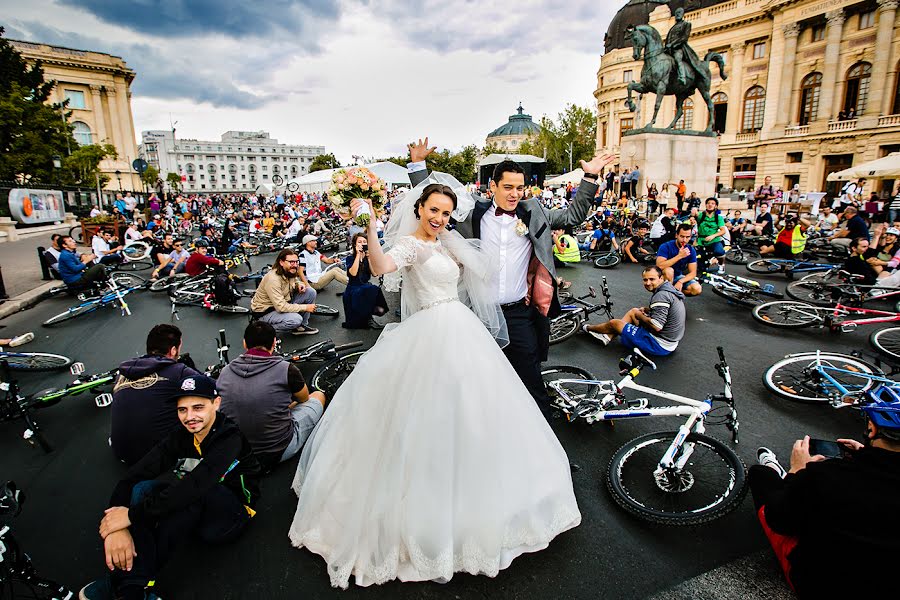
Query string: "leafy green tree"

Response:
xmin=61 ymin=143 xmax=117 ymax=187
xmin=518 ymin=104 xmax=597 ymax=174
xmin=140 ymin=164 xmax=159 ymax=189
xmin=0 ymin=27 xmax=78 ymax=183
xmin=166 ymin=171 xmax=181 ymax=191
xmin=481 ymin=143 xmax=503 ymax=156
xmin=308 ymin=153 xmax=341 ymax=173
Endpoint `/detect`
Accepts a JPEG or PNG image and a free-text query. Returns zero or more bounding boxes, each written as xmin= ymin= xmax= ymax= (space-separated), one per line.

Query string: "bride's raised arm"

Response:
xmin=350 ymin=197 xmax=397 ymax=276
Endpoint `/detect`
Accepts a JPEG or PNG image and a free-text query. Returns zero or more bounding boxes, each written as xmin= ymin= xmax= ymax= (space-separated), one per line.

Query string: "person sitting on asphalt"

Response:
xmin=650 ymin=207 xmax=677 ymax=246
xmin=80 ymin=374 xmax=261 ymax=600
xmin=745 ymin=202 xmax=775 ymax=237
xmin=622 ymin=221 xmax=652 ymax=263
xmin=655 ymin=223 xmax=702 ymax=296
xmin=251 ymin=249 xmax=318 ymax=335
xmin=840 ymin=237 xmax=879 ymax=286
xmin=582 ymin=266 xmax=685 ymax=356
xmin=816 ymin=206 xmax=838 ymax=232
xmin=759 ymin=212 xmax=810 ymax=259
xmin=831 ymin=206 xmax=870 ymax=248
xmin=217 ymin=321 xmax=327 ymax=470
xmin=552 ymin=226 xmax=580 ymax=290
xmin=0 ymin=332 xmax=34 ymax=347
xmin=864 ymin=224 xmax=900 ymax=276
xmin=149 ymin=233 xmax=175 ymax=276
xmin=57 ymin=235 xmax=104 ymax=289
xmin=695 ymin=198 xmax=728 ymax=274
xmin=110 ymin=324 xmax=202 ymax=466
xmin=298 ymin=235 xmax=348 ymax=292
xmin=152 ymin=239 xmax=190 ymax=279
xmin=91 ymin=228 xmax=123 ymax=266
xmin=726 ymin=210 xmax=746 ymax=243
xmin=184 ymin=239 xmax=224 ymax=276
xmin=43 ymin=233 xmax=62 ymax=278
xmin=750 ymin=398 xmax=900 ymax=598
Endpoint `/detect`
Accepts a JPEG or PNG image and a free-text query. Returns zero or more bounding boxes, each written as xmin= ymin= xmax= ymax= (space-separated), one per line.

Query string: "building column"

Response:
xmin=872 ymin=0 xmax=900 ymax=116
xmin=114 ymin=81 xmax=135 ymax=158
xmin=776 ymin=22 xmax=802 ymax=127
xmin=818 ymin=9 xmax=846 ymax=122
xmin=761 ymin=16 xmax=788 ymax=137
xmin=89 ymin=85 xmax=108 ymax=144
xmin=103 ymin=86 xmax=124 ymax=151
xmin=725 ymin=42 xmax=746 ymax=134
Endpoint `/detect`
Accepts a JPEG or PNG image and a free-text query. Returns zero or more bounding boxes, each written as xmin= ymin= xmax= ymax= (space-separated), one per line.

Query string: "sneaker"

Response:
xmin=717 ymin=265 xmax=725 ymax=274
xmin=756 ymin=446 xmax=787 ymax=478
xmin=80 ymin=578 xmax=112 ymax=600
xmin=581 ymin=323 xmax=611 ymax=345
xmin=291 ymin=325 xmax=319 ymax=336
xmin=368 ymin=317 xmax=384 ymax=330
xmin=8 ymin=332 xmax=34 ymax=347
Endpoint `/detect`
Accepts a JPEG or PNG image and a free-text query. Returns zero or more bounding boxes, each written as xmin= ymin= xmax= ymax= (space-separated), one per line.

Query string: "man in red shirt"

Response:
xmin=184 ymin=240 xmax=224 ymax=276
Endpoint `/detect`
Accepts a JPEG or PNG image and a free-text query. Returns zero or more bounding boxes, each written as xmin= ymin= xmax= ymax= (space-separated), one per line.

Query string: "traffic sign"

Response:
xmin=132 ymin=158 xmax=149 ymax=174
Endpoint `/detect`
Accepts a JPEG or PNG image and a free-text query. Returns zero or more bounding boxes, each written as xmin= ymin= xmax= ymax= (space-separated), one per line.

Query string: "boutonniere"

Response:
xmin=515 ymin=219 xmax=528 ymax=237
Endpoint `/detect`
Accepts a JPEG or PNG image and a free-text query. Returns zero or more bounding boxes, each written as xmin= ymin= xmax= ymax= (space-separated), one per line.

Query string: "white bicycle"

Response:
xmin=542 ymin=347 xmax=746 ymax=525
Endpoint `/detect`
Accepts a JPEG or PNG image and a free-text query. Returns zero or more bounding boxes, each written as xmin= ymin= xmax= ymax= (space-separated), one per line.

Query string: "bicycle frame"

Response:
xmin=760 ymin=258 xmax=835 ymax=273
xmin=789 ymin=351 xmax=899 ymax=404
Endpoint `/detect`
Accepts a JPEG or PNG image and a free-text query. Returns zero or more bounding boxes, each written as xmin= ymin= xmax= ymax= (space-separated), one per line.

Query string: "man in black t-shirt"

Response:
xmin=832 ymin=206 xmax=870 ymax=249
xmin=745 ymin=202 xmax=774 ymax=236
xmin=623 ymin=223 xmax=652 ymax=262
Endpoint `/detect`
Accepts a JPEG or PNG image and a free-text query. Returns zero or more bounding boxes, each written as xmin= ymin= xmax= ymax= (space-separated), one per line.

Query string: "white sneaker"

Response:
xmin=756 ymin=446 xmax=787 ymax=478
xmin=582 ymin=323 xmax=611 ymax=346
xmin=8 ymin=332 xmax=34 ymax=347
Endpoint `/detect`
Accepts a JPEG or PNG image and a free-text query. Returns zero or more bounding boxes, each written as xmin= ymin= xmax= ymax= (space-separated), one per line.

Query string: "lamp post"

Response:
xmin=115 ymin=170 xmax=122 ymax=191
xmin=52 ymin=155 xmax=62 ymax=188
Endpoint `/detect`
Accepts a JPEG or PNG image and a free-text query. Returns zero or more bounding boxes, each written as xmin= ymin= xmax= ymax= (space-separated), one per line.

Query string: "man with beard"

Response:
xmin=251 ymin=249 xmax=319 ymax=335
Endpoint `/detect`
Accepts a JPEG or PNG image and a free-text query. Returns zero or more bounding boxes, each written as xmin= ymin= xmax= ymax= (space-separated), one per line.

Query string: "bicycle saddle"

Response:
xmin=0 ymin=481 xmax=22 ymax=517
xmin=618 ymin=349 xmax=657 ymax=375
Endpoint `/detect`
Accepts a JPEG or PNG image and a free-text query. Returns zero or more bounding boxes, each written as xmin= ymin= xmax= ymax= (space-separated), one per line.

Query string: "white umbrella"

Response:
xmin=827 ymin=152 xmax=900 ymax=181
xmin=545 ymin=169 xmax=585 ymax=185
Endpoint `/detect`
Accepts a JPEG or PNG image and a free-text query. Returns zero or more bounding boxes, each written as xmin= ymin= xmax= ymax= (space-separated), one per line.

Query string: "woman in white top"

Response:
xmin=658 ymin=183 xmax=672 ymax=212
xmin=123 ymin=222 xmax=142 ymax=242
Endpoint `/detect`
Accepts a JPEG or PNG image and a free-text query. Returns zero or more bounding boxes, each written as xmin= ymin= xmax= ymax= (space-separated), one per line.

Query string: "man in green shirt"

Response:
xmin=696 ymin=197 xmax=728 ymax=273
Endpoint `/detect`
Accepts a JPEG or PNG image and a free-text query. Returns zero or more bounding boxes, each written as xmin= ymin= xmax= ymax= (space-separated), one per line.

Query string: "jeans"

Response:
xmin=309 ymin=268 xmax=349 ymax=291
xmin=258 ymin=288 xmax=318 ymax=331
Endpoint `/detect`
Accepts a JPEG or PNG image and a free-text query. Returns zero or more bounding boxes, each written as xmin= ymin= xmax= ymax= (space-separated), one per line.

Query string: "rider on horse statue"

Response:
xmin=665 ymin=8 xmax=702 ymax=86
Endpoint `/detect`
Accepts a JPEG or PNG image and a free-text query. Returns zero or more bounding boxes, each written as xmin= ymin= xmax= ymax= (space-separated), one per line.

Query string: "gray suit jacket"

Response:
xmin=408 ymin=168 xmax=598 ymax=280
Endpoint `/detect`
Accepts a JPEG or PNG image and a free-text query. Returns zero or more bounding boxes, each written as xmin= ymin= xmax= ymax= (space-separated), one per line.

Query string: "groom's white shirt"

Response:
xmin=408 ymin=161 xmax=530 ymax=305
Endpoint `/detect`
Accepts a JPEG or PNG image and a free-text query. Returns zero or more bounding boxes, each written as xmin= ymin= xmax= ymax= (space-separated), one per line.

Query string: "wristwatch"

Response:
xmin=583 ymin=172 xmax=599 ymax=181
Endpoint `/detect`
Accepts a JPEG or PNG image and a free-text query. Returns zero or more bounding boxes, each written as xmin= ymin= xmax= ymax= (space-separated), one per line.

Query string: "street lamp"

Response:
xmin=115 ymin=170 xmax=122 ymax=191
xmin=52 ymin=155 xmax=62 ymax=188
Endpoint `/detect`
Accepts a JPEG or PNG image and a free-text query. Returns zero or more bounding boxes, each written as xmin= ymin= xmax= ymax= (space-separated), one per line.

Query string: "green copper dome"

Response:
xmin=487 ymin=104 xmax=541 ymax=138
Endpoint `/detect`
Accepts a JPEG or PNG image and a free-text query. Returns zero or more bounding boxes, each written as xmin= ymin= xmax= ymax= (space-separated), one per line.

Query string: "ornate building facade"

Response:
xmin=10 ymin=39 xmax=142 ymax=193
xmin=596 ymin=0 xmax=900 ymax=197
xmin=485 ymin=104 xmax=541 ymax=151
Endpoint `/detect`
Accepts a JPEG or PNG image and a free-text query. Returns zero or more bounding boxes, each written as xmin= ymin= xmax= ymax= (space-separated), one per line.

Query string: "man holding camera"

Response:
xmin=759 ymin=212 xmax=810 ymax=259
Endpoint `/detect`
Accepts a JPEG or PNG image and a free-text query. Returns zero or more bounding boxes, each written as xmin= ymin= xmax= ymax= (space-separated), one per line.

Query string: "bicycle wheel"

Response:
xmin=1 ymin=352 xmax=73 ymax=371
xmin=310 ymin=350 xmax=367 ymax=397
xmin=711 ymin=284 xmax=764 ymax=308
xmin=752 ymin=300 xmax=823 ymax=328
xmin=68 ymin=225 xmax=83 ymax=243
xmin=109 ymin=271 xmax=147 ymax=289
xmin=43 ymin=302 xmax=100 ymax=326
xmin=870 ymin=326 xmax=900 ymax=361
xmin=593 ymin=253 xmax=621 ymax=269
xmin=549 ymin=312 xmax=581 ymax=345
xmin=746 ymin=259 xmax=785 ymax=274
xmin=724 ymin=247 xmax=758 ymax=265
xmin=785 ymin=280 xmax=837 ymax=306
xmin=606 ymin=431 xmax=747 ymax=526
xmin=122 ymin=241 xmax=150 ymax=261
xmin=313 ymin=304 xmax=340 ymax=317
xmin=213 ymin=304 xmax=250 ymax=314
xmin=149 ymin=273 xmax=191 ymax=292
xmin=763 ymin=352 xmax=881 ymax=403
xmin=541 ymin=366 xmax=600 ymax=411
xmin=170 ymin=285 xmax=208 ymax=306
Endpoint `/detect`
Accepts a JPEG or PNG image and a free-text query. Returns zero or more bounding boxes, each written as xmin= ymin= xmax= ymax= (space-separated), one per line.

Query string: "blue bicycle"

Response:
xmin=42 ymin=272 xmax=147 ymax=326
xmin=763 ymin=350 xmax=900 ymax=404
xmin=746 ymin=258 xmax=839 ymax=280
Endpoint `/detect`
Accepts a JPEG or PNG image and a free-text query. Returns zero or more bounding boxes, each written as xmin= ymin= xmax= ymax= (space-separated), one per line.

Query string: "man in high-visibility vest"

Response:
xmin=552 ymin=227 xmax=580 ymax=290
xmin=759 ymin=213 xmax=810 ymax=259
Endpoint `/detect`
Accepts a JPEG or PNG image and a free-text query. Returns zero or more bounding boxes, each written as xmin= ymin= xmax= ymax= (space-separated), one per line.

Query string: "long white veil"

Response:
xmin=382 ymin=172 xmax=508 ymax=348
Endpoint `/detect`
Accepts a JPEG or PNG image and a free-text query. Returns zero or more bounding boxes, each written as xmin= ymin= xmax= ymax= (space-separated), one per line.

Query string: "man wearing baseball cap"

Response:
xmin=298 ymin=234 xmax=348 ymax=292
xmin=80 ymin=374 xmax=260 ymax=600
xmin=184 ymin=239 xmax=224 ymax=276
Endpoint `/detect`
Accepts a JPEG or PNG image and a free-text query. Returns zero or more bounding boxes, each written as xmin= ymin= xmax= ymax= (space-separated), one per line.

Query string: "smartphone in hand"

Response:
xmin=808 ymin=438 xmax=845 ymax=460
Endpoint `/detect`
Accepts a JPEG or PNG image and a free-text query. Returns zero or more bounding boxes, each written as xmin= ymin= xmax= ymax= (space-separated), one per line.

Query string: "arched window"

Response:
xmin=248 ymin=164 xmax=256 ymax=174
xmin=711 ymin=92 xmax=728 ymax=133
xmin=185 ymin=163 xmax=195 ymax=174
xmin=799 ymin=72 xmax=822 ymax=125
xmin=72 ymin=121 xmax=92 ymax=146
xmin=674 ymin=98 xmax=694 ymax=130
xmin=742 ymin=86 xmax=766 ymax=132
xmin=207 ymin=163 xmax=216 ymax=173
xmin=844 ymin=62 xmax=872 ymax=116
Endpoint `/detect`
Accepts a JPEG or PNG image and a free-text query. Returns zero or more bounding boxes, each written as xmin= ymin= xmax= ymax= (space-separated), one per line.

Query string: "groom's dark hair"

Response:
xmin=492 ymin=160 xmax=524 ymax=184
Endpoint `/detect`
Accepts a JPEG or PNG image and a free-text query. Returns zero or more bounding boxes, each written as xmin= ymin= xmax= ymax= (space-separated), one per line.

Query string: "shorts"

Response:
xmin=620 ymin=324 xmax=674 ymax=357
xmin=700 ymin=240 xmax=725 ymax=257
xmin=279 ymin=398 xmax=325 ymax=462
xmin=773 ymin=242 xmax=795 ymax=259
xmin=673 ymin=272 xmax=701 ymax=290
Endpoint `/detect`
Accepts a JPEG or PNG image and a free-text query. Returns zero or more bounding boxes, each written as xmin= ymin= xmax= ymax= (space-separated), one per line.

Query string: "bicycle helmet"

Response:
xmin=860 ymin=393 xmax=900 ymax=440
xmin=195 ymin=239 xmax=209 ymax=248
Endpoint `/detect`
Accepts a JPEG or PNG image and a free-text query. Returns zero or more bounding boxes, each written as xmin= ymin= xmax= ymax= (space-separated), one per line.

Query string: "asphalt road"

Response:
xmin=0 ymin=255 xmax=871 ymax=599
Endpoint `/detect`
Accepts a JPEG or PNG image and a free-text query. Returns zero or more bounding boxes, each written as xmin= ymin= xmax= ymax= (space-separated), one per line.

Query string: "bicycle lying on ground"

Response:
xmin=42 ymin=272 xmax=148 ymax=327
xmin=746 ymin=257 xmax=838 ymax=279
xmin=752 ymin=297 xmax=900 ymax=333
xmin=541 ymin=347 xmax=745 ymax=525
xmin=763 ymin=350 xmax=897 ymax=404
xmin=0 ymin=347 xmax=72 ymax=372
xmin=700 ymin=271 xmax=783 ymax=308
xmin=549 ymin=278 xmax=615 ymax=344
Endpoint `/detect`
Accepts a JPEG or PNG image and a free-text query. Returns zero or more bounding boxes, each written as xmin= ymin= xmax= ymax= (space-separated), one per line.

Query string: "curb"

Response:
xmin=0 ymin=281 xmax=62 ymax=320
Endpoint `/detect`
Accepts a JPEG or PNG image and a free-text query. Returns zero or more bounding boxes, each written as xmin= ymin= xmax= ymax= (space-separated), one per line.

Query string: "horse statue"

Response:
xmin=624 ymin=23 xmax=727 ymax=133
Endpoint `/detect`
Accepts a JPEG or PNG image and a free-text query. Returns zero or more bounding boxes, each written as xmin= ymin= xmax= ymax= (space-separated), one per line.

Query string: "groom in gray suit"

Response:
xmin=406 ymin=139 xmax=614 ymax=413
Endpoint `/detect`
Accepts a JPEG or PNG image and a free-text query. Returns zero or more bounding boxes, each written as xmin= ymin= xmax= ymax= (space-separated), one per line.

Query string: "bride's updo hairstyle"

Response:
xmin=414 ymin=183 xmax=457 ymax=220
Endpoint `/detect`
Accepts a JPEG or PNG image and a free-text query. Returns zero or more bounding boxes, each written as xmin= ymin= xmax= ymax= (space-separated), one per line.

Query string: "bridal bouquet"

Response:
xmin=328 ymin=167 xmax=386 ymax=227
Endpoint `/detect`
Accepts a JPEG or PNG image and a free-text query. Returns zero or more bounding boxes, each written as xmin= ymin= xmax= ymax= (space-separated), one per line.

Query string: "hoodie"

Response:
xmin=647 ymin=281 xmax=686 ymax=346
xmin=217 ymin=352 xmax=304 ymax=462
xmin=111 ymin=355 xmax=200 ymax=466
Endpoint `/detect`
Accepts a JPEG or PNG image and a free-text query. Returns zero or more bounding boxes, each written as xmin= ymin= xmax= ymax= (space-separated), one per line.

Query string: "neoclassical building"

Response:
xmin=485 ymin=104 xmax=541 ymax=151
xmin=10 ymin=39 xmax=142 ymax=193
xmin=596 ymin=0 xmax=900 ymax=197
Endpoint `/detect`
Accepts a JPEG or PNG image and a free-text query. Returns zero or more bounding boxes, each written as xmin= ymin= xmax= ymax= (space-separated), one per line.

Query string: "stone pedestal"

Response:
xmin=621 ymin=131 xmax=719 ymax=201
xmin=0 ymin=217 xmax=19 ymax=242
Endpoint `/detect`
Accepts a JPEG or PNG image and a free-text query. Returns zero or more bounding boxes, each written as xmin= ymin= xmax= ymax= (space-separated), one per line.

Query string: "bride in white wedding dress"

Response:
xmin=288 ymin=175 xmax=581 ymax=589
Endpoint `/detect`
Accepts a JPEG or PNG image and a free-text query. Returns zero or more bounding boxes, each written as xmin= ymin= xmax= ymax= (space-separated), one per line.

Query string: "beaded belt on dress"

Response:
xmin=420 ymin=297 xmax=458 ymax=310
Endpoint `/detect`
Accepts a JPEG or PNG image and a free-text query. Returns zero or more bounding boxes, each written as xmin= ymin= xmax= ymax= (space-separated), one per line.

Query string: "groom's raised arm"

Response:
xmin=547 ymin=153 xmax=615 ymax=229
xmin=406 ymin=137 xmax=436 ymax=188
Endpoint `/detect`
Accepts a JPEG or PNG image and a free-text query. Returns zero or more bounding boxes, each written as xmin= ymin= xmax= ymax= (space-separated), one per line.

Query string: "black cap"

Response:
xmin=176 ymin=375 xmax=217 ymax=400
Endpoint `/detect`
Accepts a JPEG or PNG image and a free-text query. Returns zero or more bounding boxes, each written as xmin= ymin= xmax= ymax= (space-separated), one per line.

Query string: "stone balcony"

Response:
xmin=827 ymin=119 xmax=858 ymax=133
xmin=878 ymin=114 xmax=900 ymax=127
xmin=735 ymin=131 xmax=759 ymax=143
xmin=784 ymin=125 xmax=809 ymax=137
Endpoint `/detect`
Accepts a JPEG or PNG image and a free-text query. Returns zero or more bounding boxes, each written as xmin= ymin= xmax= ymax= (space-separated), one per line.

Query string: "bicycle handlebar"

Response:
xmin=334 ymin=341 xmax=364 ymax=352
xmin=717 ymin=346 xmax=726 ymax=363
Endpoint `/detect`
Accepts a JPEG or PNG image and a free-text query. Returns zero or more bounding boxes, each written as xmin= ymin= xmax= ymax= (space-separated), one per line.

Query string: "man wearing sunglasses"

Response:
xmin=156 ymin=240 xmax=190 ymax=278
xmin=251 ymin=249 xmax=318 ymax=336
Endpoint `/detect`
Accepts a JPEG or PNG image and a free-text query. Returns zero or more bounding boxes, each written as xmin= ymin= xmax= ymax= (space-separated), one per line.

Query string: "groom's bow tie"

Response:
xmin=494 ymin=207 xmax=517 ymax=217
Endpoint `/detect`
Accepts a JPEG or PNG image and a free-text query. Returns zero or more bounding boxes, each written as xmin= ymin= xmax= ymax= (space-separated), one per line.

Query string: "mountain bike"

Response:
xmin=700 ymin=271 xmax=783 ymax=308
xmin=752 ymin=299 xmax=900 ymax=332
xmin=746 ymin=257 xmax=838 ymax=279
xmin=42 ymin=272 xmax=148 ymax=326
xmin=762 ymin=350 xmax=897 ymax=404
xmin=541 ymin=347 xmax=745 ymax=525
xmin=549 ymin=278 xmax=615 ymax=345
xmin=1 ymin=481 xmax=74 ymax=599
xmin=0 ymin=348 xmax=72 ymax=372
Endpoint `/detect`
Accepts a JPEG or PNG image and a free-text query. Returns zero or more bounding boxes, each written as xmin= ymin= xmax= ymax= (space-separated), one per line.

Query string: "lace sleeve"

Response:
xmin=385 ymin=236 xmax=417 ymax=269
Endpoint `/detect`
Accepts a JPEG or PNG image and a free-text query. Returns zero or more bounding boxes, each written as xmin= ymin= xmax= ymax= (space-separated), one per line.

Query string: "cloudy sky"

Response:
xmin=2 ymin=0 xmax=619 ymax=163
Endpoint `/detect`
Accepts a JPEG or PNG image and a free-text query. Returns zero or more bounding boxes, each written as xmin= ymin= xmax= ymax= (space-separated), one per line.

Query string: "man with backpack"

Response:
xmin=695 ymin=198 xmax=728 ymax=273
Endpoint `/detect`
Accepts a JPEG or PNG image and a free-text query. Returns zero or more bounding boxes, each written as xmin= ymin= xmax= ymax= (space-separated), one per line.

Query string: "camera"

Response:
xmin=362 ymin=244 xmax=368 ymax=253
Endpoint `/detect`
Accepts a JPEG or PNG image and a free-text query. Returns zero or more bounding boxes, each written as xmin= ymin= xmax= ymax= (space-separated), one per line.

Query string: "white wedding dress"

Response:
xmin=289 ymin=235 xmax=581 ymax=589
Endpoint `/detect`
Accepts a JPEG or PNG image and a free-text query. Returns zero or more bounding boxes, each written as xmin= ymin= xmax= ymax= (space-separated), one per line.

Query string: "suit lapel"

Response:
xmin=472 ymin=201 xmax=490 ymax=239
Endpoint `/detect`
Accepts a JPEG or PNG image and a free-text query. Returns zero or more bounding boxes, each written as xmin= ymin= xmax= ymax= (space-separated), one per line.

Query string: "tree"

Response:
xmin=0 ymin=27 xmax=78 ymax=183
xmin=377 ymin=145 xmax=479 ymax=184
xmin=140 ymin=164 xmax=159 ymax=189
xmin=61 ymin=143 xmax=117 ymax=188
xmin=308 ymin=153 xmax=341 ymax=173
xmin=166 ymin=171 xmax=182 ymax=191
xmin=518 ymin=104 xmax=597 ymax=174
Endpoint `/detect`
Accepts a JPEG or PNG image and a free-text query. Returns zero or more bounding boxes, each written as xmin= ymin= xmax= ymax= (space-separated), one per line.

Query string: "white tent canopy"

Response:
xmin=478 ymin=153 xmax=545 ymax=167
xmin=827 ymin=152 xmax=900 ymax=181
xmin=285 ymin=161 xmax=411 ymax=193
xmin=545 ymin=169 xmax=584 ymax=186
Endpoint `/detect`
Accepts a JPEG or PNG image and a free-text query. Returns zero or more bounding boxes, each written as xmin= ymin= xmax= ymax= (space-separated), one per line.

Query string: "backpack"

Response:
xmin=212 ymin=274 xmax=240 ymax=306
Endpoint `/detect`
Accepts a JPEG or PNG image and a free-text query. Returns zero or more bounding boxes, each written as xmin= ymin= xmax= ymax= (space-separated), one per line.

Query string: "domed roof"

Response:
xmin=604 ymin=1 xmax=730 ymax=53
xmin=487 ymin=104 xmax=541 ymax=138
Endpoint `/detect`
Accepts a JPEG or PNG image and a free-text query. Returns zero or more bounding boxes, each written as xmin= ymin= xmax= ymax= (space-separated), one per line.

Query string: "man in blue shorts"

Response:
xmin=582 ymin=266 xmax=685 ymax=356
xmin=655 ymin=222 xmax=702 ymax=296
